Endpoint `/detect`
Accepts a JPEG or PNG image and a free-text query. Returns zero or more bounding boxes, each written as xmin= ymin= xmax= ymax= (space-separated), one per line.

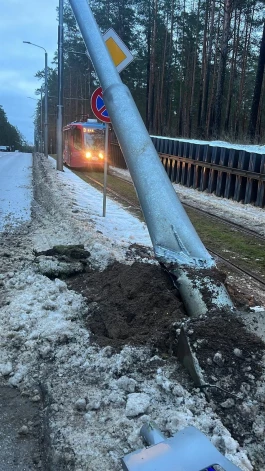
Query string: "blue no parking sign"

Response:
xmin=91 ymin=87 xmax=111 ymax=123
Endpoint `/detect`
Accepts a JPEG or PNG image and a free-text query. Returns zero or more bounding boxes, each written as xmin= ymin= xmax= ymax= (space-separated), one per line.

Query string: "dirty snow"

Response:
xmin=0 ymin=152 xmax=32 ymax=231
xmin=0 ymin=152 xmax=264 ymax=470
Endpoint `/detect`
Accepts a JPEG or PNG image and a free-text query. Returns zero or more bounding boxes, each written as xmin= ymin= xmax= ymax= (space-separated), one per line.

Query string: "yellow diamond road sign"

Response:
xmin=103 ymin=28 xmax=134 ymax=73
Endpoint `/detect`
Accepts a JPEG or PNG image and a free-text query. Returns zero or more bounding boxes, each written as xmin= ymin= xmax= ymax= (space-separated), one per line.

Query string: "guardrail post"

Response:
xmin=224 ymin=149 xmax=235 ymax=199
xmin=199 ymin=145 xmax=210 ymax=191
xmin=256 ymin=155 xmax=265 ymax=207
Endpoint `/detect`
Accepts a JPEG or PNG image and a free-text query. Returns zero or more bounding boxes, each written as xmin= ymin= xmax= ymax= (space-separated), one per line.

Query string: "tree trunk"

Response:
xmin=248 ymin=21 xmax=265 ymax=141
xmin=206 ymin=7 xmax=221 ymax=138
xmin=200 ymin=0 xmax=215 ymax=136
xmin=158 ymin=17 xmax=168 ymax=134
xmin=213 ymin=0 xmax=233 ymax=137
xmin=234 ymin=10 xmax=253 ymax=139
xmin=224 ymin=8 xmax=241 ymax=134
xmin=189 ymin=0 xmax=201 ymax=137
xmin=166 ymin=0 xmax=175 ymax=133
xmin=147 ymin=0 xmax=157 ymax=133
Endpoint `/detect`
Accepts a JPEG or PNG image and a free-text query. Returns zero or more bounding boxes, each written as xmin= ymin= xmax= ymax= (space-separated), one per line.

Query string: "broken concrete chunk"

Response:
xmin=213 ymin=352 xmax=224 ymax=367
xmin=125 ymin=393 xmax=150 ymax=417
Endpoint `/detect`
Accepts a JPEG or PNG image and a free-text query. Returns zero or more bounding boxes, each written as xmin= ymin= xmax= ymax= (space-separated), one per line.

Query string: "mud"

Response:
xmin=0 ymin=382 xmax=44 ymax=470
xmin=67 ymin=261 xmax=187 ymax=350
xmin=33 ymin=244 xmax=90 ymax=260
xmin=185 ymin=313 xmax=265 ymax=460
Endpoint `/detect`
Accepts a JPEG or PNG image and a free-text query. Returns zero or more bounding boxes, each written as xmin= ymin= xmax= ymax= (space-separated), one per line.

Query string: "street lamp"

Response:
xmin=23 ymin=41 xmax=48 ymax=158
xmin=27 ymin=92 xmax=43 ymax=153
xmin=57 ymin=0 xmax=64 ymax=171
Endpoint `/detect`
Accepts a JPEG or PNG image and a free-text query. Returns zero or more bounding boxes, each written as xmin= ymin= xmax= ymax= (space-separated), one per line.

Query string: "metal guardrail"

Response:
xmin=110 ymin=135 xmax=265 ymax=208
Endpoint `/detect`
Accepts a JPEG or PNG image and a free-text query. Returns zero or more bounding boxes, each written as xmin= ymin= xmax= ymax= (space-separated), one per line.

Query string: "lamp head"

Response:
xmin=23 ymin=41 xmax=31 ymax=44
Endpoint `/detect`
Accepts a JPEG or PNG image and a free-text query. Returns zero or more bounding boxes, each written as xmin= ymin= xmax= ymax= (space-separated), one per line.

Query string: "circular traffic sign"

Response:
xmin=91 ymin=87 xmax=111 ymax=123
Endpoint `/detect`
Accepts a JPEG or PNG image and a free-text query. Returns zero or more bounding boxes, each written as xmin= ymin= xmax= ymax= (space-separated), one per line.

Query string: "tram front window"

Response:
xmin=84 ymin=131 xmax=104 ymax=152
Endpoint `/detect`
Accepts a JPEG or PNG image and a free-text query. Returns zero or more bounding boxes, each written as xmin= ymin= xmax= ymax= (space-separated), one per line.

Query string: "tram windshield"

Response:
xmin=84 ymin=130 xmax=104 ymax=151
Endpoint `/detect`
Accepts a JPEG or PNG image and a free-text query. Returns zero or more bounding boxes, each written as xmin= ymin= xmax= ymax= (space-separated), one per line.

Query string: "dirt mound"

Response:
xmin=186 ymin=314 xmax=265 ymax=448
xmin=67 ymin=261 xmax=187 ymax=350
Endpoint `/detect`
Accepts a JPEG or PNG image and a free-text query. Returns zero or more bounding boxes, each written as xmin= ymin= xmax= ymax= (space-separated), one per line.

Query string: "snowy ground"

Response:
xmin=151 ymin=135 xmax=265 ymax=154
xmin=0 ymin=151 xmax=32 ymax=232
xmin=0 ymin=152 xmax=264 ymax=470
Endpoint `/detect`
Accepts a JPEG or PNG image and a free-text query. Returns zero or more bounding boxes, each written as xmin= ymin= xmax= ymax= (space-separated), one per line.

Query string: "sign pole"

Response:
xmin=56 ymin=0 xmax=64 ymax=171
xmin=91 ymin=88 xmax=111 ymax=217
xmin=103 ymin=123 xmax=109 ymax=217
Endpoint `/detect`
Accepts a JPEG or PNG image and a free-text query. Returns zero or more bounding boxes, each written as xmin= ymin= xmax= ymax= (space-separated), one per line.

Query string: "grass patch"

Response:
xmin=185 ymin=207 xmax=265 ymax=274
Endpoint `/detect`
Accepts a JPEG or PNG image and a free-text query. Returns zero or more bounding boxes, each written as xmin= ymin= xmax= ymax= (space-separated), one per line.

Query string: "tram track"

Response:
xmin=74 ymin=170 xmax=265 ymax=287
xmin=110 ymin=172 xmax=265 ymax=242
xmin=208 ymin=249 xmax=265 ymax=286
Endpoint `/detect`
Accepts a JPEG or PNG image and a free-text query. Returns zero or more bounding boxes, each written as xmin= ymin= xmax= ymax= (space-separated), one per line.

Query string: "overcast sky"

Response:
xmin=0 ymin=1 xmax=59 ymax=144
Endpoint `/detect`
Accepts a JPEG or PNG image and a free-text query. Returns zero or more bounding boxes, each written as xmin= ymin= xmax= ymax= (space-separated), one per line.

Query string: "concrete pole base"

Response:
xmin=172 ymin=268 xmax=234 ymax=317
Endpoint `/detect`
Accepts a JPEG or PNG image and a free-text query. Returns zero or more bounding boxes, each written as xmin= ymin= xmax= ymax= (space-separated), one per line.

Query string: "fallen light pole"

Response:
xmin=69 ymin=0 xmax=234 ymax=317
xmin=122 ymin=424 xmax=242 ymax=471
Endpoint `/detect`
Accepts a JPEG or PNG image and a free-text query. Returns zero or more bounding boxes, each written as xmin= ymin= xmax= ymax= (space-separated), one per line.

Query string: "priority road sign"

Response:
xmin=103 ymin=28 xmax=134 ymax=73
xmin=91 ymin=87 xmax=111 ymax=123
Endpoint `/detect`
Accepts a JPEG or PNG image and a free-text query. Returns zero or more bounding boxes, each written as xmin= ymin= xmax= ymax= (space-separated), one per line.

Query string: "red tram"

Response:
xmin=63 ymin=119 xmax=106 ymax=168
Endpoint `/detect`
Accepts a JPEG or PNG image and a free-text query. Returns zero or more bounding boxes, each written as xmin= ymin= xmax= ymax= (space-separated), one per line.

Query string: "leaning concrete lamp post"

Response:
xmin=68 ymin=0 xmax=234 ymax=318
xmin=23 ymin=41 xmax=48 ymax=158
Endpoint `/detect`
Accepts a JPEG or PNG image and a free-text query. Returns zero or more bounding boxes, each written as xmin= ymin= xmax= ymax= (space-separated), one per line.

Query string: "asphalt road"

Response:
xmin=0 ymin=382 xmax=43 ymax=470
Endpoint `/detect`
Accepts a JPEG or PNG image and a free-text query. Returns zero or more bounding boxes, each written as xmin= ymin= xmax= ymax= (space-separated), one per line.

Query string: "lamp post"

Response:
xmin=23 ymin=41 xmax=48 ymax=158
xmin=27 ymin=94 xmax=43 ymax=152
xmin=57 ymin=0 xmax=64 ymax=171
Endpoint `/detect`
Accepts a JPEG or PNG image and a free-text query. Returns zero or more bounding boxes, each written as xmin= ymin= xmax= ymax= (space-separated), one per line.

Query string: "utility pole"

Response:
xmin=40 ymin=87 xmax=43 ymax=152
xmin=23 ymin=41 xmax=48 ymax=157
xmin=44 ymin=51 xmax=48 ymax=157
xmin=57 ymin=0 xmax=64 ymax=171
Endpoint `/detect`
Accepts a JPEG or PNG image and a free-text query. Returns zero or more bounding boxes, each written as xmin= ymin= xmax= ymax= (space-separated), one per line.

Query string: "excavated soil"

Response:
xmin=185 ymin=315 xmax=265 ymax=446
xmin=67 ymin=261 xmax=187 ymax=350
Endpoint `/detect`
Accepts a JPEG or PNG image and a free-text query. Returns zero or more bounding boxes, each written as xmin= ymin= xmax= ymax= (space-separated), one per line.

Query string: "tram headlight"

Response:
xmin=86 ymin=152 xmax=91 ymax=159
xmin=98 ymin=152 xmax=104 ymax=159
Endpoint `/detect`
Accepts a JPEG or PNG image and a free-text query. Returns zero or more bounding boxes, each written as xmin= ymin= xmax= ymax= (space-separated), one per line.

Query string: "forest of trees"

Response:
xmin=35 ymin=0 xmax=265 ymax=153
xmin=0 ymin=106 xmax=31 ymax=151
